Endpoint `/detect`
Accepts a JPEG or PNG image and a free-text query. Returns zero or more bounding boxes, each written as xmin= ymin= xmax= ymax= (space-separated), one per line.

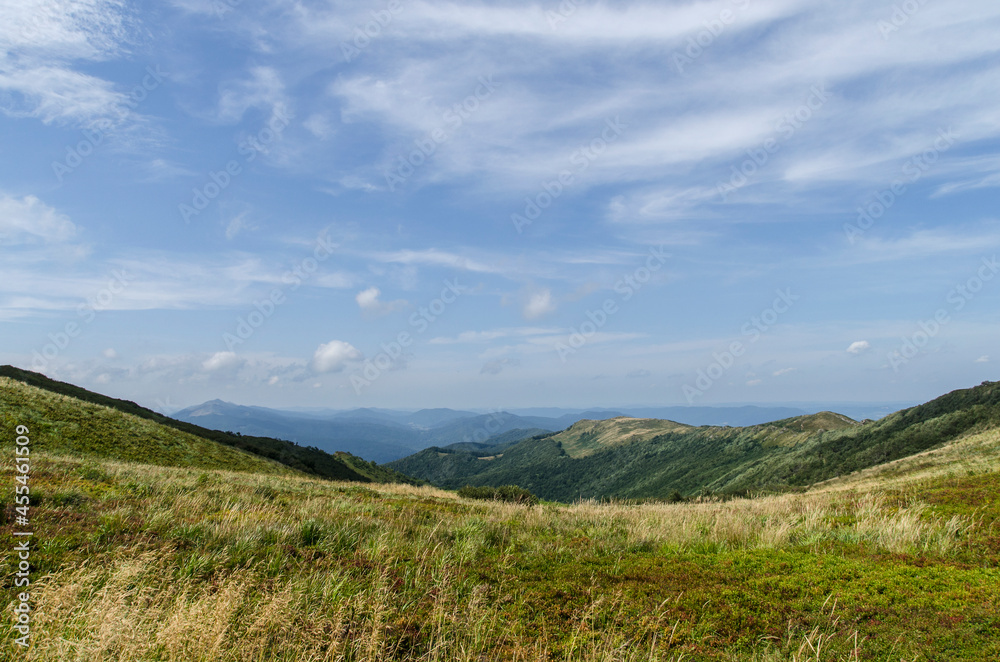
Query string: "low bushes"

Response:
xmin=457 ymin=484 xmax=539 ymax=506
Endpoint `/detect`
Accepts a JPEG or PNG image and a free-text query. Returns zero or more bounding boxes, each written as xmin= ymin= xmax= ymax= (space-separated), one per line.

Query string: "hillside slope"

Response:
xmin=0 ymin=366 xmax=418 ymax=484
xmin=0 ymin=376 xmax=293 ymax=476
xmin=389 ymin=381 xmax=1000 ymax=501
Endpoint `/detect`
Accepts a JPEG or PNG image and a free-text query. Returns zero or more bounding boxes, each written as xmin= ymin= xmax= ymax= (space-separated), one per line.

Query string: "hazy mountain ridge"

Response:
xmin=173 ymin=401 xmax=564 ymax=462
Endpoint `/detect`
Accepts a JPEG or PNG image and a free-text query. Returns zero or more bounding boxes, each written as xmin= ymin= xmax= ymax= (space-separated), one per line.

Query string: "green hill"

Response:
xmin=0 ymin=366 xmax=419 ymax=484
xmin=389 ymin=381 xmax=1000 ymax=501
xmin=554 ymin=417 xmax=693 ymax=458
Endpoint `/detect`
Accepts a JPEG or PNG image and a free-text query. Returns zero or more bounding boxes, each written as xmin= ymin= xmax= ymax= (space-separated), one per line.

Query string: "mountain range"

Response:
xmin=170 ymin=399 xmax=872 ymax=462
xmin=6 ymin=362 xmax=996 ymax=508
xmin=389 ymin=381 xmax=1000 ymax=502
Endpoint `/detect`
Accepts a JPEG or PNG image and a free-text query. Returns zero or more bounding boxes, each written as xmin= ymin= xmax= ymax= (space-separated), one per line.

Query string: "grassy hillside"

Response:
xmin=554 ymin=417 xmax=693 ymax=458
xmin=3 ymin=438 xmax=999 ymax=660
xmin=0 ymin=367 xmax=419 ymax=485
xmin=389 ymin=381 xmax=1000 ymax=501
xmin=0 ymin=377 xmax=295 ymax=476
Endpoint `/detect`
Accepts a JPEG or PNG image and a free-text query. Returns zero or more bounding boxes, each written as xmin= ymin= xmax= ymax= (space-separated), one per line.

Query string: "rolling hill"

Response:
xmin=389 ymin=381 xmax=1000 ymax=501
xmin=0 ymin=366 xmax=417 ymax=484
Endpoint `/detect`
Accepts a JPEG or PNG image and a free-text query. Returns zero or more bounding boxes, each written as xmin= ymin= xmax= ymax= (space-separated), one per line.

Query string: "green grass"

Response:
xmin=2 ymin=447 xmax=1000 ymax=660
xmin=0 ymin=376 xmax=295 ymax=476
xmin=0 ymin=369 xmax=421 ymax=484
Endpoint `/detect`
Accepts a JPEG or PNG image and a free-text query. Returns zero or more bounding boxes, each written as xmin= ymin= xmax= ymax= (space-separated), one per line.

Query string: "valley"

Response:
xmin=2 ymin=368 xmax=1000 ymax=660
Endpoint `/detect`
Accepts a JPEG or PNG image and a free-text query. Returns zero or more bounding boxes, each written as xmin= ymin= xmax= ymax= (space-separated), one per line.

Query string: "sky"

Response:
xmin=1 ymin=0 xmax=999 ymax=412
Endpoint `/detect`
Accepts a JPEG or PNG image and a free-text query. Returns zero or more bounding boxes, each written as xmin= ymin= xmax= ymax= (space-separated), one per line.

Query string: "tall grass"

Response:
xmin=1 ymin=453 xmax=988 ymax=661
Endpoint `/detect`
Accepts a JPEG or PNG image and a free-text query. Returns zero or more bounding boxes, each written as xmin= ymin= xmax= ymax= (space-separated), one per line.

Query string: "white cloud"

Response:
xmin=850 ymin=228 xmax=1000 ymax=263
xmin=225 ymin=211 xmax=256 ymax=240
xmin=102 ymin=348 xmax=117 ymax=359
xmin=0 ymin=0 xmax=137 ymax=126
xmin=217 ymin=66 xmax=288 ymax=123
xmin=847 ymin=341 xmax=871 ymax=355
xmin=369 ymin=249 xmax=499 ymax=274
xmin=311 ymin=340 xmax=362 ymax=373
xmin=773 ymin=367 xmax=796 ymax=377
xmin=203 ymin=351 xmax=242 ymax=372
xmin=0 ymin=195 xmax=77 ymax=244
xmin=429 ymin=327 xmax=560 ymax=344
xmin=303 ymin=113 xmax=334 ymax=139
xmin=522 ymin=288 xmax=555 ymax=320
xmin=746 ymin=379 xmax=763 ymax=387
xmin=355 ymin=286 xmax=407 ymax=317
xmin=976 ymin=355 xmax=990 ymax=364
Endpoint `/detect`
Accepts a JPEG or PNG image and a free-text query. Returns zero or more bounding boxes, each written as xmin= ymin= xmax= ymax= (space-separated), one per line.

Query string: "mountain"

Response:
xmin=170 ymin=399 xmax=860 ymax=463
xmin=416 ymin=412 xmax=564 ymax=446
xmin=507 ymin=405 xmax=813 ymax=426
xmin=388 ymin=381 xmax=1000 ymax=502
xmin=0 ymin=366 xmax=418 ymax=484
xmin=174 ymin=399 xmax=424 ymax=463
xmin=392 ymin=408 xmax=479 ymax=428
xmin=441 ymin=428 xmax=552 ymax=453
xmin=172 ymin=401 xmax=567 ymax=462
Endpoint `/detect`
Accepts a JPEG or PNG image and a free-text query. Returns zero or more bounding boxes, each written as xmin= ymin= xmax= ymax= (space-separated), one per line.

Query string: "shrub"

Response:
xmin=458 ymin=484 xmax=539 ymax=506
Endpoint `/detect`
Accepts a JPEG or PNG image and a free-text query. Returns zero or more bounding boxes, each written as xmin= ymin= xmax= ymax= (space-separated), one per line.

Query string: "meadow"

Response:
xmin=3 ymin=429 xmax=1000 ymax=661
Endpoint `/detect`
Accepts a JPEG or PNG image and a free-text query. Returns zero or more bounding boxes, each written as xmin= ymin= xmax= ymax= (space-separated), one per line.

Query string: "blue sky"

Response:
xmin=2 ymin=0 xmax=999 ymax=411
